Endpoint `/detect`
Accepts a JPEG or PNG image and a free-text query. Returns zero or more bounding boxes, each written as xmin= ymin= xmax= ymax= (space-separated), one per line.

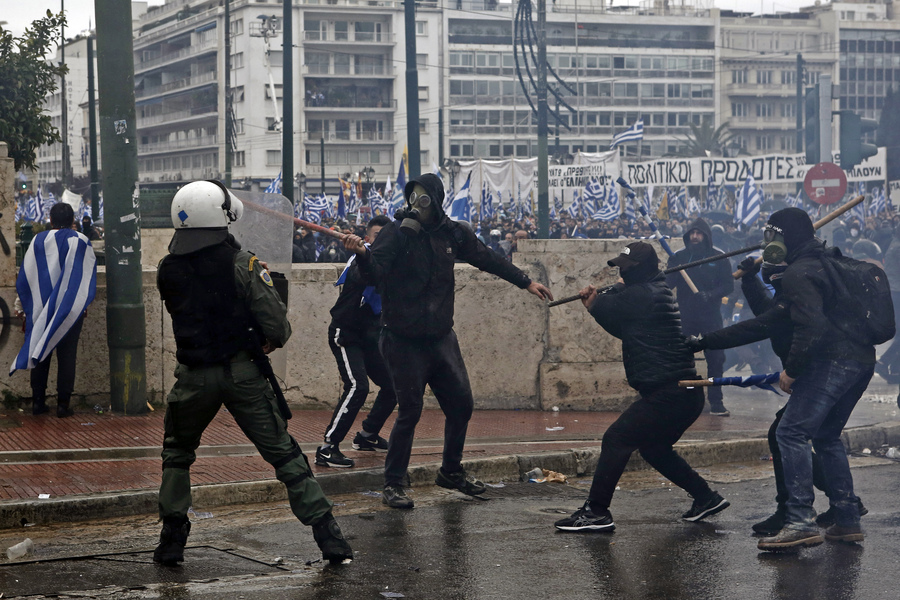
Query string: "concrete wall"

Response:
xmin=0 ymin=237 xmax=687 ymax=412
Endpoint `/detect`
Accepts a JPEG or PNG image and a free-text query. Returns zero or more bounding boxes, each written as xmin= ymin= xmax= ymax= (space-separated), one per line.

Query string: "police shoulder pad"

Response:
xmin=260 ymin=269 xmax=274 ymax=287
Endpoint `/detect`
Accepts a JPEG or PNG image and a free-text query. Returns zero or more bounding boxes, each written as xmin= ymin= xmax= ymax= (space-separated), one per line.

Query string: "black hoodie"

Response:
xmin=355 ymin=173 xmax=532 ymax=338
xmin=665 ymin=217 xmax=734 ymax=332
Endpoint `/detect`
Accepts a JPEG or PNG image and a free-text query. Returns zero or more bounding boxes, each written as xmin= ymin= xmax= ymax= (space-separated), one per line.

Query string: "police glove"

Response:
xmin=694 ymin=290 xmax=714 ymax=303
xmin=684 ymin=334 xmax=706 ymax=353
xmin=738 ymin=256 xmax=761 ymax=279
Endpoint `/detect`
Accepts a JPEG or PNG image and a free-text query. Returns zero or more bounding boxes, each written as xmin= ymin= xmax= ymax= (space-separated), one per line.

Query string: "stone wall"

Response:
xmin=0 ymin=237 xmax=688 ymax=412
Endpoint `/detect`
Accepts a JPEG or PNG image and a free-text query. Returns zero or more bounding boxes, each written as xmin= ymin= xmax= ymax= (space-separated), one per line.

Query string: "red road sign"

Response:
xmin=804 ymin=162 xmax=848 ymax=205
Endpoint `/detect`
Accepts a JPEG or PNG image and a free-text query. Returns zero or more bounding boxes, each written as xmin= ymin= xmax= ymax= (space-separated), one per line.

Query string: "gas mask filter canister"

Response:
xmin=762 ymin=224 xmax=787 ymax=264
xmin=398 ymin=186 xmax=434 ymax=236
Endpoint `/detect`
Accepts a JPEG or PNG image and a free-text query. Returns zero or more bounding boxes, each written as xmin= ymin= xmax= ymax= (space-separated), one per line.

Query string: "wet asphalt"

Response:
xmin=2 ymin=459 xmax=899 ymax=599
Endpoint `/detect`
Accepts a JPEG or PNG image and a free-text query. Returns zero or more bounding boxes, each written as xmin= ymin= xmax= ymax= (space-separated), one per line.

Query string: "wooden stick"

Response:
xmin=678 ymin=379 xmax=714 ymax=387
xmin=240 ymin=197 xmax=347 ymax=241
xmin=732 ymin=194 xmax=865 ymax=279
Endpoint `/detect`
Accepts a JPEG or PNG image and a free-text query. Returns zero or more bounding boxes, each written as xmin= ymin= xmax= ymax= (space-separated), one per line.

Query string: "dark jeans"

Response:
xmin=769 ymin=406 xmax=829 ymax=508
xmin=31 ymin=314 xmax=84 ymax=406
xmin=380 ymin=329 xmax=473 ymax=488
xmin=587 ymin=384 xmax=713 ymax=511
xmin=324 ymin=323 xmax=397 ymax=445
xmin=776 ymin=359 xmax=874 ymax=531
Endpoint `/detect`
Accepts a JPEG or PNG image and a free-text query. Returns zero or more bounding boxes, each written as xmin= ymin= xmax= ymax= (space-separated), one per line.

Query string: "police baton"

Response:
xmin=247 ymin=326 xmax=293 ymax=421
xmin=731 ymin=194 xmax=866 ymax=279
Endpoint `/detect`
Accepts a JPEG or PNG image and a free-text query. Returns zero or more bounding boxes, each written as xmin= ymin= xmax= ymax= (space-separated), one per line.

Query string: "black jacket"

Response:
xmin=666 ymin=218 xmax=734 ymax=333
xmin=589 ymin=271 xmax=696 ymax=393
xmin=780 ymin=239 xmax=875 ymax=377
xmin=702 ymin=275 xmax=792 ymax=362
xmin=356 ymin=175 xmax=532 ymax=339
xmin=330 ymin=261 xmax=380 ymax=345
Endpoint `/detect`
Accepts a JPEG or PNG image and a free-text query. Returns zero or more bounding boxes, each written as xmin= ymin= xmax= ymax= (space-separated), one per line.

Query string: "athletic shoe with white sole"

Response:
xmin=682 ymin=491 xmax=730 ymax=522
xmin=352 ymin=432 xmax=389 ymax=451
xmin=555 ymin=503 xmax=616 ymax=532
xmin=315 ymin=445 xmax=355 ymax=468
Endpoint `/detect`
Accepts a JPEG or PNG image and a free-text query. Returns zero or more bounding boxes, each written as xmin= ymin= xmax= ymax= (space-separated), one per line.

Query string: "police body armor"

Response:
xmin=158 ymin=243 xmax=254 ymax=366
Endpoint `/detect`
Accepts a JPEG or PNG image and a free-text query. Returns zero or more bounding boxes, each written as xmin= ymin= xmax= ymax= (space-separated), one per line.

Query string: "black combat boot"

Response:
xmin=312 ymin=513 xmax=353 ymax=563
xmin=153 ymin=517 xmax=191 ymax=565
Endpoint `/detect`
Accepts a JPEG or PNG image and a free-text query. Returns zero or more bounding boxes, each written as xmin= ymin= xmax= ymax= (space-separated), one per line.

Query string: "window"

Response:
xmin=230 ymin=19 xmax=243 ymax=36
xmin=450 ymin=52 xmax=473 ymax=67
xmin=231 ymin=52 xmax=243 ymax=69
xmin=781 ymin=70 xmax=797 ymax=85
xmin=267 ymin=150 xmax=281 ymax=165
xmin=732 ymin=102 xmax=747 ymax=117
xmin=266 ymin=117 xmax=280 ymax=131
xmin=450 ymin=80 xmax=474 ymax=95
xmin=756 ymin=103 xmax=773 ymax=118
xmin=265 ymin=84 xmax=283 ymax=99
xmin=233 ymin=118 xmax=244 ymax=134
xmin=756 ymin=135 xmax=773 ymax=151
xmin=418 ymin=86 xmax=429 ymax=101
xmin=416 ymin=53 xmax=428 ymax=69
xmin=476 ymin=52 xmax=500 ymax=67
xmin=233 ymin=151 xmax=245 ymax=167
xmin=233 ymin=85 xmax=244 ymax=102
xmin=780 ymin=136 xmax=795 ymax=151
xmin=420 ymin=150 xmax=428 ymax=166
xmin=334 ymin=21 xmax=348 ymax=41
xmin=781 ymin=103 xmax=797 ymax=118
xmin=757 ymin=70 xmax=773 ymax=84
xmin=419 ymin=118 xmax=428 ymax=131
xmin=416 ymin=21 xmax=427 ymax=35
xmin=267 ymin=50 xmax=283 ymax=68
xmin=732 ymin=69 xmax=747 ymax=84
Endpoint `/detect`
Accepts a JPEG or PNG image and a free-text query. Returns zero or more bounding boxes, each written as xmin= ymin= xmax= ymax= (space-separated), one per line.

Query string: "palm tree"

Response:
xmin=668 ymin=120 xmax=737 ymax=158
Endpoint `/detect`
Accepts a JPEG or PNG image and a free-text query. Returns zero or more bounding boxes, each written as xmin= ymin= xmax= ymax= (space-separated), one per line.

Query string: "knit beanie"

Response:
xmin=766 ymin=208 xmax=815 ymax=253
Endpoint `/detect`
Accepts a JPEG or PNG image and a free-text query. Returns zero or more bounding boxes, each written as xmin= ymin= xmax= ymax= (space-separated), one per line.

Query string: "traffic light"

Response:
xmin=805 ymin=86 xmax=820 ymax=164
xmin=839 ymin=111 xmax=879 ymax=171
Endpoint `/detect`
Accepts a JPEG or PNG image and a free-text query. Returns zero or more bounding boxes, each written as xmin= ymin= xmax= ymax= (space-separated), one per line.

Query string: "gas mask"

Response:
xmin=762 ymin=223 xmax=788 ymax=264
xmin=396 ymin=184 xmax=436 ymax=236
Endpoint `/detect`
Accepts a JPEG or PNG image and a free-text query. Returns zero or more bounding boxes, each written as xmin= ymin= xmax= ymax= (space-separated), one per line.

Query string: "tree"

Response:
xmin=0 ymin=11 xmax=67 ymax=171
xmin=668 ymin=119 xmax=736 ymax=158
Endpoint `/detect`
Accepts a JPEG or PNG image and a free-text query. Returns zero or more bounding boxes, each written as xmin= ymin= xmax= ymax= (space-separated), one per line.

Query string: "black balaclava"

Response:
xmin=766 ymin=208 xmax=815 ymax=256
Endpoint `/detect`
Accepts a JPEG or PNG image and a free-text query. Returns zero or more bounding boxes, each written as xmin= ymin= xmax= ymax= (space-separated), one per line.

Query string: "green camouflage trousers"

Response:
xmin=159 ymin=359 xmax=332 ymax=525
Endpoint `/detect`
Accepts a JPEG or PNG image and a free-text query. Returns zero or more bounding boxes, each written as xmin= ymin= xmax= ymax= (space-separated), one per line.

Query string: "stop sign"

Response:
xmin=804 ymin=162 xmax=848 ymax=205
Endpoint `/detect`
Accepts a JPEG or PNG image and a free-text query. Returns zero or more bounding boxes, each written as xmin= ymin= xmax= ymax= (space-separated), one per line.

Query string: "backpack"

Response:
xmin=821 ymin=251 xmax=896 ymax=346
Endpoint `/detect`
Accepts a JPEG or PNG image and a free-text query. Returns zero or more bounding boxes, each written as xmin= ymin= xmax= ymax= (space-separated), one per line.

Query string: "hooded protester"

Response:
xmin=342 ymin=173 xmax=553 ymax=509
xmin=749 ymin=208 xmax=874 ymax=551
xmin=554 ymin=242 xmax=729 ymax=532
xmin=687 ymin=251 xmax=867 ymax=538
xmin=666 ymin=218 xmax=734 ymax=416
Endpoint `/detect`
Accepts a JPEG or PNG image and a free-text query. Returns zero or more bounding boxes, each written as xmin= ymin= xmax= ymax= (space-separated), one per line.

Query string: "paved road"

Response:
xmin=2 ymin=458 xmax=898 ymax=599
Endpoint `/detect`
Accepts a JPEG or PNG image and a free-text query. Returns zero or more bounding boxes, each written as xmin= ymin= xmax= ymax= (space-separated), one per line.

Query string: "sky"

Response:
xmin=3 ymin=0 xmax=820 ymax=39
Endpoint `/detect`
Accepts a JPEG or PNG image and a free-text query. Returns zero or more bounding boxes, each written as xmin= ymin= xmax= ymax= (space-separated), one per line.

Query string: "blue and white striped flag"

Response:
xmin=26 ymin=193 xmax=42 ymax=222
xmin=567 ymin=191 xmax=582 ymax=220
xmin=11 ymin=228 xmax=97 ymax=374
xmin=610 ymin=119 xmax=644 ymax=149
xmin=870 ymin=187 xmax=886 ymax=216
xmin=367 ymin=187 xmax=385 ymax=215
xmin=42 ymin=191 xmax=58 ymax=221
xmin=706 ymin=176 xmax=718 ymax=211
xmin=304 ymin=192 xmax=329 ymax=219
xmin=448 ymin=173 xmax=472 ymax=222
xmin=264 ymin=170 xmax=283 ymax=194
xmin=734 ymin=175 xmax=761 ymax=228
xmin=480 ymin=184 xmax=494 ymax=221
xmin=582 ymin=178 xmax=604 ymax=218
xmin=594 ymin=184 xmax=621 ymax=221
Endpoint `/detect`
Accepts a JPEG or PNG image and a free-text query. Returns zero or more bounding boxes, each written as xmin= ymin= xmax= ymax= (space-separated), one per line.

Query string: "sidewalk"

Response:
xmin=1 ymin=381 xmax=898 ymax=528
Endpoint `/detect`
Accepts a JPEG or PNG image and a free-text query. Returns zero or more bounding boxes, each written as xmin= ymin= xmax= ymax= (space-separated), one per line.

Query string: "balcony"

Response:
xmin=136 ymin=38 xmax=217 ymax=73
xmin=726 ymin=82 xmax=797 ymax=97
xmin=307 ymin=131 xmax=394 ymax=142
xmin=137 ymin=105 xmax=217 ymax=128
xmin=136 ymin=71 xmax=217 ymax=100
xmin=139 ymin=135 xmax=219 ymax=156
xmin=303 ymin=31 xmax=395 ymax=44
xmin=305 ymin=97 xmax=397 ymax=110
xmin=302 ymin=64 xmax=396 ymax=78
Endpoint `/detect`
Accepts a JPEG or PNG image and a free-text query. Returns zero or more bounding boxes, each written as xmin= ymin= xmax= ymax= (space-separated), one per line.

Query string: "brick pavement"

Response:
xmin=0 ymin=406 xmax=776 ymax=502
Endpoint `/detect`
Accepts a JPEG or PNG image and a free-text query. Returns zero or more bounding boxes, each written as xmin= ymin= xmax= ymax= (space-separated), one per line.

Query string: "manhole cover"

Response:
xmin=0 ymin=546 xmax=283 ymax=597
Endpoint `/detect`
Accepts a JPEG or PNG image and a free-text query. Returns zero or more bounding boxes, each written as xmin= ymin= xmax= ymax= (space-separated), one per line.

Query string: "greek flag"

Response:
xmin=687 ymin=196 xmax=702 ymax=216
xmin=734 ymin=175 xmax=761 ymax=228
xmin=582 ymin=178 xmax=604 ymax=218
xmin=480 ymin=184 xmax=494 ymax=221
xmin=264 ymin=170 xmax=282 ymax=194
xmin=623 ymin=192 xmax=636 ymax=222
xmin=15 ymin=197 xmax=26 ymax=222
xmin=347 ymin=181 xmax=360 ymax=215
xmin=567 ymin=191 xmax=582 ymax=220
xmin=706 ymin=176 xmax=719 ymax=211
xmin=337 ymin=181 xmax=347 ymax=219
xmin=11 ymin=228 xmax=97 ymax=374
xmin=305 ymin=192 xmax=330 ymax=218
xmin=594 ymin=184 xmax=621 ymax=221
xmin=448 ymin=173 xmax=472 ymax=222
xmin=26 ymin=193 xmax=42 ymax=222
xmin=870 ymin=187 xmax=886 ymax=216
xmin=610 ymin=119 xmax=644 ymax=149
xmin=42 ymin=191 xmax=58 ymax=220
xmin=367 ymin=187 xmax=385 ymax=215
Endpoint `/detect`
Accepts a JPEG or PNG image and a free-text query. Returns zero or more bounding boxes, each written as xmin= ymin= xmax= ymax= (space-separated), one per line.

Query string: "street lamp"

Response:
xmin=362 ymin=166 xmax=375 ymax=194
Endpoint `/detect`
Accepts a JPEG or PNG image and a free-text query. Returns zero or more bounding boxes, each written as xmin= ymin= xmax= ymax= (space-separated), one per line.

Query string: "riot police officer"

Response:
xmin=154 ymin=180 xmax=352 ymax=565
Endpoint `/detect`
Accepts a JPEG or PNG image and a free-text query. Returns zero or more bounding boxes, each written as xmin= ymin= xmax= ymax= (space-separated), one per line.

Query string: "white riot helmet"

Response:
xmin=168 ymin=180 xmax=244 ymax=254
xmin=170 ymin=180 xmax=243 ymax=229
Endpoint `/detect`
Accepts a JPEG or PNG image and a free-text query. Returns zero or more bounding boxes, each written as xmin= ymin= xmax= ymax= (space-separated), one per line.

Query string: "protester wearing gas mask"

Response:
xmin=342 ymin=173 xmax=553 ymax=509
xmin=687 ymin=249 xmax=867 ymax=539
xmin=743 ymin=208 xmax=874 ymax=551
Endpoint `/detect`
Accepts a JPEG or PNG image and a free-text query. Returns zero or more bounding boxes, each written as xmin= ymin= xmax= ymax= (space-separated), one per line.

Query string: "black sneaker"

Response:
xmin=382 ymin=485 xmax=414 ymax=509
xmin=752 ymin=509 xmax=786 ymax=536
xmin=709 ymin=405 xmax=730 ymax=417
xmin=815 ymin=499 xmax=868 ymax=528
xmin=352 ymin=432 xmax=388 ymax=451
xmin=312 ymin=514 xmax=353 ymax=563
xmin=315 ymin=446 xmax=355 ymax=468
xmin=682 ymin=491 xmax=730 ymax=522
xmin=153 ymin=518 xmax=191 ymax=565
xmin=554 ymin=503 xmax=615 ymax=532
xmin=56 ymin=406 xmax=74 ymax=418
xmin=435 ymin=467 xmax=486 ymax=496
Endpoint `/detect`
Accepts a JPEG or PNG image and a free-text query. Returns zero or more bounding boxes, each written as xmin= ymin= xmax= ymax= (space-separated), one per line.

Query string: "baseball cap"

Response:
xmin=607 ymin=241 xmax=658 ymax=269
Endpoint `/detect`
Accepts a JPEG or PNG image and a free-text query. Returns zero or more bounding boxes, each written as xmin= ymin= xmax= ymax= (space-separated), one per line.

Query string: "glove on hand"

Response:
xmin=684 ymin=334 xmax=706 ymax=353
xmin=738 ymin=256 xmax=761 ymax=278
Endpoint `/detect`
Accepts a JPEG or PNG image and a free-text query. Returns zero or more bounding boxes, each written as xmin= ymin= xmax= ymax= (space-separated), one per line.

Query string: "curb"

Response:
xmin=2 ymin=424 xmax=898 ymax=530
